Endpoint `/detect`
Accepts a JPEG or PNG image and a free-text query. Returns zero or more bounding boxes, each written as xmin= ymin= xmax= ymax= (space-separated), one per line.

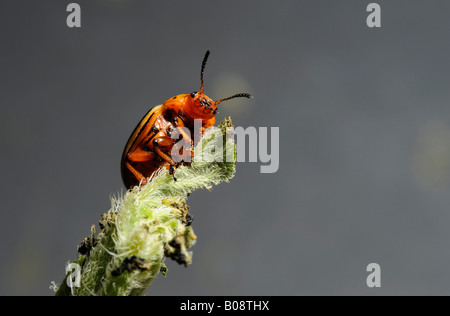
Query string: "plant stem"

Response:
xmin=54 ymin=118 xmax=236 ymax=296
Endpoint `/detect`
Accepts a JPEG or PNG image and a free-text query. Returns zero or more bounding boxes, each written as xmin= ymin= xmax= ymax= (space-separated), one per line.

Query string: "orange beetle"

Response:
xmin=121 ymin=51 xmax=252 ymax=189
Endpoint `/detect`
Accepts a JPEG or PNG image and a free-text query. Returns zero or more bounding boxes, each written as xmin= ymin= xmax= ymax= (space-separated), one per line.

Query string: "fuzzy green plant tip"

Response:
xmin=54 ymin=118 xmax=236 ymax=296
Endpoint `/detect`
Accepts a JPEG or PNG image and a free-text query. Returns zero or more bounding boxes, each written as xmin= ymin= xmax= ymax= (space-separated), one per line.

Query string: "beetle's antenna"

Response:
xmin=215 ymin=93 xmax=252 ymax=105
xmin=200 ymin=50 xmax=210 ymax=94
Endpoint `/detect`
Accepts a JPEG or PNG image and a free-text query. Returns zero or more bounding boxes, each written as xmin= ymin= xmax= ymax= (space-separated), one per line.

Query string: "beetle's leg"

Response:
xmin=173 ymin=127 xmax=194 ymax=163
xmin=125 ymin=148 xmax=157 ymax=187
xmin=127 ymin=147 xmax=155 ymax=162
xmin=172 ymin=117 xmax=193 ymax=143
xmin=153 ymin=136 xmax=176 ymax=164
xmin=173 ymin=117 xmax=194 ymax=159
xmin=125 ymin=162 xmax=147 ymax=187
xmin=175 ymin=126 xmax=193 ymax=145
xmin=153 ymin=136 xmax=178 ymax=181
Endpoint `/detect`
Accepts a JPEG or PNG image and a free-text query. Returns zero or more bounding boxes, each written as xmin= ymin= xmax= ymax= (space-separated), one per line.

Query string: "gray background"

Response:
xmin=1 ymin=0 xmax=450 ymax=295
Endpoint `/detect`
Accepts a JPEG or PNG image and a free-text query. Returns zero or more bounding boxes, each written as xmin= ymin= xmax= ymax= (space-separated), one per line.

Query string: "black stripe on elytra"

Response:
xmin=126 ymin=111 xmax=157 ymax=158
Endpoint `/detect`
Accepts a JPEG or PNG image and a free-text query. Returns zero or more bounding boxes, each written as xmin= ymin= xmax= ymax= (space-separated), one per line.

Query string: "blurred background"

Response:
xmin=2 ymin=0 xmax=450 ymax=295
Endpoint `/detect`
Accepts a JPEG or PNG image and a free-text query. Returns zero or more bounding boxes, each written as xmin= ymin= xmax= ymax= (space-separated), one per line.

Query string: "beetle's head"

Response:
xmin=185 ymin=90 xmax=217 ymax=120
xmin=183 ymin=51 xmax=252 ymax=122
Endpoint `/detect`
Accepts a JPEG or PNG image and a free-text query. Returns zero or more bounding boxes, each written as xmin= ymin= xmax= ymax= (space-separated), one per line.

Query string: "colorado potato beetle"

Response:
xmin=120 ymin=51 xmax=252 ymax=189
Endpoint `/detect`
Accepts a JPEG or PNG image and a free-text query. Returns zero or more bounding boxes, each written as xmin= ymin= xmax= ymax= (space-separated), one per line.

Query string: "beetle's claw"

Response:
xmin=169 ymin=165 xmax=177 ymax=181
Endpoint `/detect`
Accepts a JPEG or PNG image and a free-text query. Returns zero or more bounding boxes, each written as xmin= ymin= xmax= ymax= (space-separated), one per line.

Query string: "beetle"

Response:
xmin=120 ymin=50 xmax=252 ymax=189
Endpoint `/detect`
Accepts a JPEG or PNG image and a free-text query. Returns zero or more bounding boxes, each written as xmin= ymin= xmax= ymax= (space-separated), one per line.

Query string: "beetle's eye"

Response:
xmin=190 ymin=92 xmax=197 ymax=98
